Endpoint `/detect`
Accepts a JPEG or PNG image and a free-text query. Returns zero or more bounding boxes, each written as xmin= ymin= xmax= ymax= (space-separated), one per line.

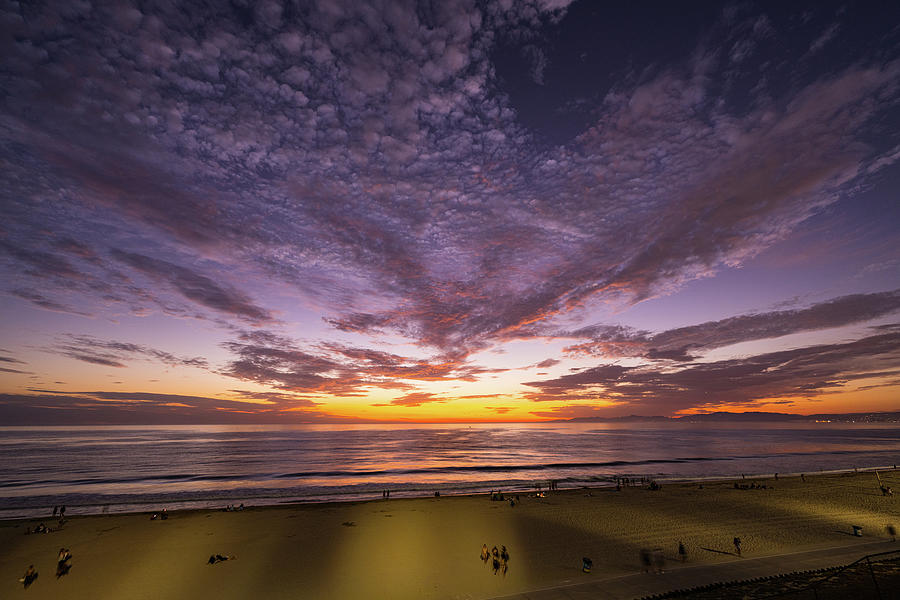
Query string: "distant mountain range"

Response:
xmin=563 ymin=411 xmax=900 ymax=423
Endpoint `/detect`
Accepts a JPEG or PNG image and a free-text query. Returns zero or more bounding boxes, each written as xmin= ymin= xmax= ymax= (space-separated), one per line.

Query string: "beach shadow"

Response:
xmin=700 ymin=547 xmax=738 ymax=557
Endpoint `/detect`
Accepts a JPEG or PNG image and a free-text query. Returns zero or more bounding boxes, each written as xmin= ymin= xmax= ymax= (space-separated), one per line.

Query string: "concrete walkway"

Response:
xmin=489 ymin=539 xmax=897 ymax=600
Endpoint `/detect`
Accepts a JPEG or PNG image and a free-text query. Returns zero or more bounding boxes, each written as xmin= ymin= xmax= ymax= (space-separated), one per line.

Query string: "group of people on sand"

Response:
xmin=18 ymin=547 xmax=73 ymax=589
xmin=480 ymin=543 xmax=510 ymax=576
xmin=222 ymin=503 xmax=245 ymax=511
xmin=880 ymin=485 xmax=894 ymax=496
xmin=734 ymin=482 xmax=770 ymax=490
xmin=489 ymin=490 xmax=523 ymax=506
xmin=26 ymin=522 xmax=53 ymax=534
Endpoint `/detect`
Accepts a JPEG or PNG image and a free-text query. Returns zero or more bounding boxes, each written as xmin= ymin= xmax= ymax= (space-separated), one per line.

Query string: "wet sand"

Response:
xmin=1 ymin=470 xmax=897 ymax=599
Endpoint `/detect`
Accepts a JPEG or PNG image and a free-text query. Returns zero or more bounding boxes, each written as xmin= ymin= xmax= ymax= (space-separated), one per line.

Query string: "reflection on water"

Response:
xmin=1 ymin=422 xmax=898 ymax=518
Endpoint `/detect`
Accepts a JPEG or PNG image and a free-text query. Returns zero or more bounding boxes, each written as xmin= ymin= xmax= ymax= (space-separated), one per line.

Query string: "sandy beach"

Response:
xmin=2 ymin=470 xmax=897 ymax=600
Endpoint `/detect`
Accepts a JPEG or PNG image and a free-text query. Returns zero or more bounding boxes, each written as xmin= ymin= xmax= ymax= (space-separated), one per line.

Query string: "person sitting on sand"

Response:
xmin=19 ymin=565 xmax=38 ymax=588
xmin=480 ymin=544 xmax=489 ymax=563
xmin=208 ymin=554 xmax=236 ymax=564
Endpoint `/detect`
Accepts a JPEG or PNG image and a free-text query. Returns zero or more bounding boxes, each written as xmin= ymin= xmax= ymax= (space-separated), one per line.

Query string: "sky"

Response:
xmin=1 ymin=0 xmax=899 ymax=424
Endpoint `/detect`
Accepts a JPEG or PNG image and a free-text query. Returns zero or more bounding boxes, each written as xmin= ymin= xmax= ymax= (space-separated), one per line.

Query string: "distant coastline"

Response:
xmin=559 ymin=410 xmax=900 ymax=423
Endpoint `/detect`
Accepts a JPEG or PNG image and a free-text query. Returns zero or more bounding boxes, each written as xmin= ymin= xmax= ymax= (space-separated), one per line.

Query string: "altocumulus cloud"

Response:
xmin=1 ymin=1 xmax=899 ymax=415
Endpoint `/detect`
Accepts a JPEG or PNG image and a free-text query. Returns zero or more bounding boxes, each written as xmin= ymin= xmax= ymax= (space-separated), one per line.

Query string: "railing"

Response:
xmin=760 ymin=548 xmax=900 ymax=600
xmin=640 ymin=548 xmax=900 ymax=600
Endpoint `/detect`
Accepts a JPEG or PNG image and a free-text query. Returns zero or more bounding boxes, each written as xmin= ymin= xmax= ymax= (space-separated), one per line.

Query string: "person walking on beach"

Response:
xmin=651 ymin=548 xmax=665 ymax=573
xmin=678 ymin=541 xmax=686 ymax=562
xmin=639 ymin=549 xmax=652 ymax=572
xmin=480 ymin=544 xmax=490 ymax=563
xmin=733 ymin=537 xmax=742 ymax=556
xmin=56 ymin=547 xmax=72 ymax=578
xmin=19 ymin=565 xmax=38 ymax=588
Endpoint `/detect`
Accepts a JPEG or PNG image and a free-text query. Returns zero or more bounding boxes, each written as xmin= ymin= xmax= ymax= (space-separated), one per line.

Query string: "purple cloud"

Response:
xmin=110 ymin=250 xmax=272 ymax=323
xmin=221 ymin=334 xmax=508 ymax=397
xmin=48 ymin=335 xmax=209 ymax=369
xmin=524 ymin=330 xmax=900 ymax=415
xmin=563 ymin=290 xmax=900 ymax=360
xmin=0 ymin=390 xmax=358 ymax=425
xmin=1 ymin=1 xmax=898 ymax=420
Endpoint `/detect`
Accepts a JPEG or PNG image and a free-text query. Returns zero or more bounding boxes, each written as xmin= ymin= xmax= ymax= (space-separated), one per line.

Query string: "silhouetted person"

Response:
xmin=640 ymin=549 xmax=652 ymax=572
xmin=733 ymin=537 xmax=742 ymax=556
xmin=52 ymin=506 xmax=57 ymax=517
xmin=678 ymin=541 xmax=686 ymax=562
xmin=56 ymin=547 xmax=72 ymax=578
xmin=652 ymin=548 xmax=665 ymax=573
xmin=19 ymin=565 xmax=38 ymax=588
xmin=887 ymin=524 xmax=897 ymax=542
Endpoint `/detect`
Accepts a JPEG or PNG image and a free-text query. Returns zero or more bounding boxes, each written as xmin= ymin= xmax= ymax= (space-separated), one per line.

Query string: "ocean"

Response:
xmin=1 ymin=422 xmax=898 ymax=520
